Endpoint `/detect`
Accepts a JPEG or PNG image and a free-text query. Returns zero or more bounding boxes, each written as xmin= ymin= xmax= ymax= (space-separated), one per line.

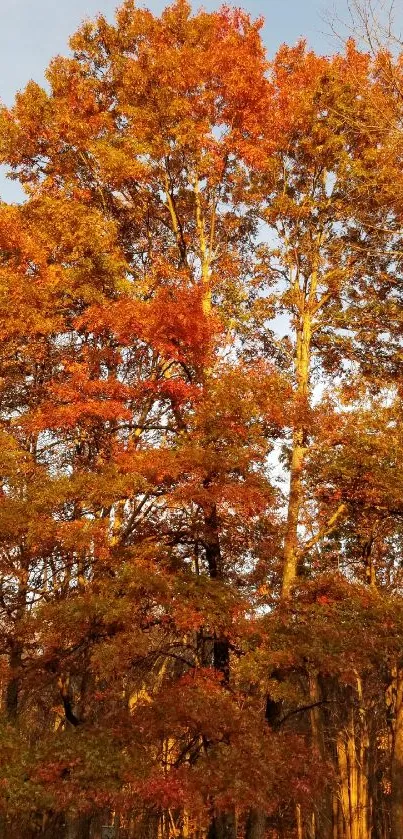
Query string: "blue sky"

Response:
xmin=0 ymin=0 xmax=398 ymax=201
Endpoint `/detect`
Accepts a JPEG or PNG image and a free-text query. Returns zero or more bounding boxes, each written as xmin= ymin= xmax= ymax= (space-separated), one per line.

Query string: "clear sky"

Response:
xmin=0 ymin=0 xmax=399 ymax=201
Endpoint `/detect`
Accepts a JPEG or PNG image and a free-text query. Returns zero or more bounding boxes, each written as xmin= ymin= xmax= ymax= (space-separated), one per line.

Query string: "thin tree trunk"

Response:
xmin=308 ymin=672 xmax=333 ymax=839
xmin=356 ymin=677 xmax=370 ymax=839
xmin=6 ymin=563 xmax=28 ymax=721
xmin=282 ymin=298 xmax=312 ymax=595
xmin=202 ymin=500 xmax=235 ymax=839
xmin=5 ymin=641 xmax=23 ymax=721
xmin=391 ymin=668 xmax=403 ymax=839
xmin=283 ymin=427 xmax=306 ymax=594
xmin=332 ymin=795 xmax=341 ymax=839
xmin=337 ymin=732 xmax=352 ymax=839
xmin=203 ymin=500 xmax=230 ymax=681
xmin=198 ymin=184 xmax=235 ymax=839
xmin=296 ymin=804 xmax=303 ymax=839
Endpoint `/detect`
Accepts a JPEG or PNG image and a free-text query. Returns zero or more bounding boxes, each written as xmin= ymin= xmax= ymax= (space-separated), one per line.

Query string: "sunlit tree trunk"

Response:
xmin=335 ymin=697 xmax=370 ymax=839
xmin=282 ymin=247 xmax=320 ymax=595
xmin=282 ymin=309 xmax=311 ymax=595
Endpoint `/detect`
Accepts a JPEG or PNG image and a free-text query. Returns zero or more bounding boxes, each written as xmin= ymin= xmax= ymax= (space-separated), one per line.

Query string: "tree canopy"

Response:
xmin=0 ymin=2 xmax=403 ymax=838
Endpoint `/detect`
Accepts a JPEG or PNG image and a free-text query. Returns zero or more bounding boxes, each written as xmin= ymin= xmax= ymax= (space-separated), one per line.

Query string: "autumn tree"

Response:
xmin=0 ymin=3 xmax=290 ymax=838
xmin=248 ymin=33 xmax=403 ymax=839
xmin=1 ymin=2 xmax=403 ymax=839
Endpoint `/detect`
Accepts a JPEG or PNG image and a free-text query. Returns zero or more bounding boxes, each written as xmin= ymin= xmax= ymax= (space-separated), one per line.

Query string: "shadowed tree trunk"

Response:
xmin=245 ymin=809 xmax=266 ymax=839
xmin=208 ymin=810 xmax=237 ymax=839
xmin=391 ymin=669 xmax=403 ymax=839
xmin=66 ymin=814 xmax=92 ymax=839
xmin=5 ymin=641 xmax=23 ymax=722
xmin=203 ymin=500 xmax=235 ymax=839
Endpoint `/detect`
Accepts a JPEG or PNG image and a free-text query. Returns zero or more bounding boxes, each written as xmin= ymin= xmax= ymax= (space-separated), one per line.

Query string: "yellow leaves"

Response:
xmin=87 ymin=139 xmax=146 ymax=189
xmin=0 ymin=82 xmax=52 ymax=172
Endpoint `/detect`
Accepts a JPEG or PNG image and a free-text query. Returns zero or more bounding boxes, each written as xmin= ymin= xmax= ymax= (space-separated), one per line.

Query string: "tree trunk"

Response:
xmin=66 ymin=814 xmax=91 ymax=839
xmin=308 ymin=672 xmax=333 ymax=839
xmin=282 ymin=428 xmax=306 ymax=594
xmin=208 ymin=811 xmax=237 ymax=839
xmin=282 ymin=301 xmax=312 ymax=596
xmin=335 ymin=702 xmax=371 ymax=839
xmin=203 ymin=501 xmax=235 ymax=839
xmin=391 ymin=669 xmax=403 ymax=839
xmin=6 ymin=565 xmax=28 ymax=722
xmin=245 ymin=809 xmax=266 ymax=839
xmin=5 ymin=641 xmax=22 ymax=721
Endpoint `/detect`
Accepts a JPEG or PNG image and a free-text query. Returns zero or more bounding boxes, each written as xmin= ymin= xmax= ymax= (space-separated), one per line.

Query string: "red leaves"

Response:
xmin=25 ymin=366 xmax=134 ymax=433
xmin=77 ymin=282 xmax=217 ymax=371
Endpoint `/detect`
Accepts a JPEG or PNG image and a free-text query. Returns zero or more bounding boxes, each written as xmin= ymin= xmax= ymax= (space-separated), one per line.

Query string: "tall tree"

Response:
xmin=1 ymin=2 xmax=403 ymax=838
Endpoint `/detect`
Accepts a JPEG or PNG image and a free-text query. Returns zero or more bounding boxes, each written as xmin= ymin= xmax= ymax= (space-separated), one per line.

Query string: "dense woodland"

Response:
xmin=2 ymin=1 xmax=403 ymax=837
